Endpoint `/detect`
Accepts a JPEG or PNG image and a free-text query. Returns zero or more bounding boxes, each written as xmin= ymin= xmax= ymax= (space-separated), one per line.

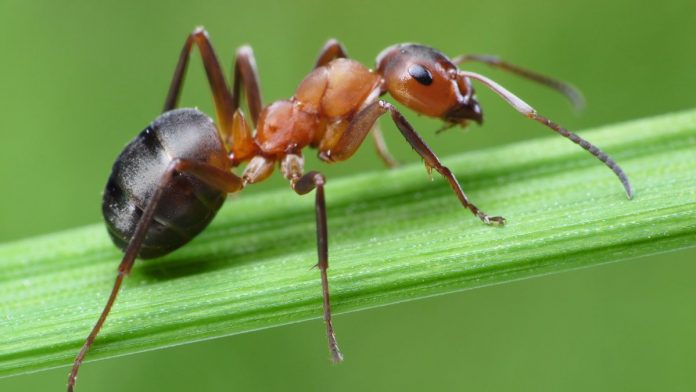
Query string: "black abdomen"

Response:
xmin=102 ymin=109 xmax=229 ymax=259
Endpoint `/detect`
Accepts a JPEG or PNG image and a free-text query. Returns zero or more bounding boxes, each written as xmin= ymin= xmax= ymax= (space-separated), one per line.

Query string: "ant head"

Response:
xmin=376 ymin=44 xmax=483 ymax=125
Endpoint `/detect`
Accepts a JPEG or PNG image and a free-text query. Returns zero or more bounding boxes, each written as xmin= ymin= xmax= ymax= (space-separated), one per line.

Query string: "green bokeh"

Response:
xmin=1 ymin=0 xmax=694 ymax=391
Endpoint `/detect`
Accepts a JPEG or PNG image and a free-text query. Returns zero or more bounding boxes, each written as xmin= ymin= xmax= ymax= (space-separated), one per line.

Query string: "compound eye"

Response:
xmin=407 ymin=64 xmax=433 ymax=86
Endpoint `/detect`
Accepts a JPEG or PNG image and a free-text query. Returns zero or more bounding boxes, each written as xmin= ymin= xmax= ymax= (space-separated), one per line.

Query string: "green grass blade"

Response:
xmin=1 ymin=109 xmax=695 ymax=378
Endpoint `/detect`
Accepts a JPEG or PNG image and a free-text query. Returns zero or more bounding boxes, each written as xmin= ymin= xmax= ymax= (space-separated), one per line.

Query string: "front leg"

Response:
xmin=321 ymin=101 xmax=505 ymax=225
xmin=371 ymin=122 xmax=399 ymax=168
xmin=314 ymin=41 xmax=399 ymax=168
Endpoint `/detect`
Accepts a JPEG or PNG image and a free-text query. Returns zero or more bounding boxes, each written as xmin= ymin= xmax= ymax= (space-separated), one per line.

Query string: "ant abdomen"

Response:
xmin=102 ymin=109 xmax=228 ymax=258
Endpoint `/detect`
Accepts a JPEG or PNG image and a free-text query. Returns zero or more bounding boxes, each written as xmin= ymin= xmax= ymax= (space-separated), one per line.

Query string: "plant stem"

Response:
xmin=1 ymin=109 xmax=695 ymax=378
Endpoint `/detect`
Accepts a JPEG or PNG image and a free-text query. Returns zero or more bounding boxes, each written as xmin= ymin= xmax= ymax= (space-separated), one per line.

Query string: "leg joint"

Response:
xmin=191 ymin=26 xmax=208 ymax=38
xmin=293 ymin=171 xmax=326 ymax=195
xmin=236 ymin=45 xmax=254 ymax=59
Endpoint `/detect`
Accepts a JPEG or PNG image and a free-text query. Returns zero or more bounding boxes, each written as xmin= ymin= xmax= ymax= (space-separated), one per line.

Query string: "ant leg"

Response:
xmin=226 ymin=47 xmax=264 ymax=164
xmin=314 ymin=39 xmax=348 ymax=68
xmin=313 ymin=39 xmax=397 ymax=168
xmin=67 ymin=159 xmax=243 ymax=392
xmin=320 ymin=101 xmax=505 ymax=225
xmin=228 ymin=110 xmax=260 ymax=166
xmin=231 ymin=46 xmax=263 ymax=126
xmin=163 ymin=27 xmax=235 ymax=132
xmin=384 ymin=102 xmax=505 ymax=224
xmin=371 ymin=122 xmax=399 ymax=168
xmin=241 ymin=155 xmax=275 ymax=184
xmin=452 ymin=54 xmax=584 ymax=109
xmin=281 ymin=154 xmax=343 ymax=363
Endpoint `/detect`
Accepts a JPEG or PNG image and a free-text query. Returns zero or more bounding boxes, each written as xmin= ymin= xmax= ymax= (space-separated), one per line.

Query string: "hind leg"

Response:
xmin=67 ymin=159 xmax=243 ymax=392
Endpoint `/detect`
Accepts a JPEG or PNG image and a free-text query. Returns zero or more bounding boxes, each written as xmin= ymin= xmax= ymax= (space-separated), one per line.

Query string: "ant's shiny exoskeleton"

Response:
xmin=67 ymin=27 xmax=632 ymax=391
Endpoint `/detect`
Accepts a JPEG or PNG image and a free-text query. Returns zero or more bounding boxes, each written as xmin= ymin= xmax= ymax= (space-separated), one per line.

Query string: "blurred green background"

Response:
xmin=1 ymin=0 xmax=695 ymax=391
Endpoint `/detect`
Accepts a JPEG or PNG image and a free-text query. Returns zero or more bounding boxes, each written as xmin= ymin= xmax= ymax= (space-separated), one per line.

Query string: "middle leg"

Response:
xmin=281 ymin=154 xmax=343 ymax=363
xmin=231 ymin=45 xmax=264 ymax=126
xmin=371 ymin=122 xmax=399 ymax=168
xmin=314 ymin=39 xmax=348 ymax=68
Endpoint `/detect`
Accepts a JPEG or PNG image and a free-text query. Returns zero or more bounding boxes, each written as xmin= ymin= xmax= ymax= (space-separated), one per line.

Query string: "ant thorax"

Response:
xmin=253 ymin=58 xmax=381 ymax=158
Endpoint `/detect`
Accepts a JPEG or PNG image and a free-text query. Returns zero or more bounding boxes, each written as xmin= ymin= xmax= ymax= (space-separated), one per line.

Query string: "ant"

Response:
xmin=67 ymin=27 xmax=633 ymax=391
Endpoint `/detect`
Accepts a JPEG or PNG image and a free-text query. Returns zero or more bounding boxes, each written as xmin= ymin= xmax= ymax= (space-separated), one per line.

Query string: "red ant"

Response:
xmin=67 ymin=27 xmax=632 ymax=391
